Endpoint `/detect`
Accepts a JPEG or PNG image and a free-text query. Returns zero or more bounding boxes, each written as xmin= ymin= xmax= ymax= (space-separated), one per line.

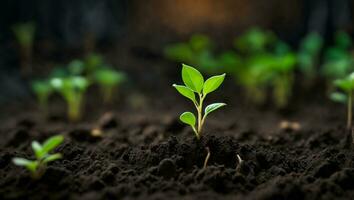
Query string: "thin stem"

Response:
xmin=347 ymin=91 xmax=352 ymax=130
xmin=197 ymin=94 xmax=205 ymax=136
xmin=203 ymin=147 xmax=210 ymax=169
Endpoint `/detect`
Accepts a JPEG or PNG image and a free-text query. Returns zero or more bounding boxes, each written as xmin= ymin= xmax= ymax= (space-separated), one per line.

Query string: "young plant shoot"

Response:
xmin=331 ymin=72 xmax=354 ymax=130
xmin=173 ymin=64 xmax=226 ymax=139
xmin=94 ymin=68 xmax=126 ymax=104
xmin=50 ymin=76 xmax=90 ymax=122
xmin=12 ymin=135 xmax=64 ymax=179
xmin=31 ymin=80 xmax=53 ymax=114
xmin=12 ymin=22 xmax=36 ymax=75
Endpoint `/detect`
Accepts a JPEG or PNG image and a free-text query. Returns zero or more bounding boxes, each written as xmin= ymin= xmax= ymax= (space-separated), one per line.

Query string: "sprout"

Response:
xmin=12 ymin=22 xmax=36 ymax=75
xmin=331 ymin=72 xmax=354 ymax=129
xmin=94 ymin=68 xmax=126 ymax=104
xmin=234 ymin=27 xmax=275 ymax=53
xmin=31 ymin=80 xmax=53 ymax=114
xmin=50 ymin=76 xmax=90 ymax=122
xmin=297 ymin=32 xmax=323 ymax=80
xmin=173 ymin=64 xmax=226 ymax=139
xmin=85 ymin=53 xmax=104 ymax=74
xmin=12 ymin=22 xmax=36 ymax=49
xmin=322 ymin=31 xmax=353 ymax=83
xmin=12 ymin=135 xmax=64 ymax=179
xmin=164 ymin=34 xmax=220 ymax=73
xmin=68 ymin=59 xmax=85 ymax=76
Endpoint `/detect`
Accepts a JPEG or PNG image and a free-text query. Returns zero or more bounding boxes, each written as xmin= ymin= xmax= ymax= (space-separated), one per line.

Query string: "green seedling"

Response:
xmin=85 ymin=53 xmax=104 ymax=74
xmin=12 ymin=135 xmax=64 ymax=179
xmin=31 ymin=80 xmax=53 ymax=114
xmin=94 ymin=68 xmax=126 ymax=103
xmin=322 ymin=31 xmax=353 ymax=83
xmin=234 ymin=27 xmax=275 ymax=53
xmin=331 ymin=72 xmax=354 ymax=130
xmin=12 ymin=22 xmax=36 ymax=75
xmin=164 ymin=34 xmax=220 ymax=73
xmin=50 ymin=76 xmax=90 ymax=122
xmin=173 ymin=64 xmax=226 ymax=139
xmin=297 ymin=32 xmax=323 ymax=81
xmin=68 ymin=59 xmax=85 ymax=76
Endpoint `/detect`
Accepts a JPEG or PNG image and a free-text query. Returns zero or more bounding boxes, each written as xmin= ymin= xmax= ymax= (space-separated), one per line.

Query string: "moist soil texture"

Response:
xmin=1 ymin=54 xmax=354 ymax=199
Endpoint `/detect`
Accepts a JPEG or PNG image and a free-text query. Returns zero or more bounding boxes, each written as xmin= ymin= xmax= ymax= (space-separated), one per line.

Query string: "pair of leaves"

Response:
xmin=334 ymin=72 xmax=354 ymax=92
xmin=173 ymin=64 xmax=225 ymax=102
xmin=12 ymin=135 xmax=64 ymax=172
xmin=180 ymin=103 xmax=226 ymax=126
xmin=32 ymin=135 xmax=64 ymax=159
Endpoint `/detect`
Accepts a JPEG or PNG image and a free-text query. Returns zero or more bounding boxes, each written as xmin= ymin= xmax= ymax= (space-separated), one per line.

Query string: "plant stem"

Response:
xmin=197 ymin=94 xmax=205 ymax=138
xmin=68 ymin=94 xmax=82 ymax=122
xmin=203 ymin=147 xmax=210 ymax=169
xmin=347 ymin=91 xmax=352 ymax=130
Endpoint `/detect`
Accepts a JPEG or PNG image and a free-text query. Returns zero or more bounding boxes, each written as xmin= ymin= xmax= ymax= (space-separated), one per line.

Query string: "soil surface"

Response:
xmin=1 ymin=47 xmax=354 ymax=199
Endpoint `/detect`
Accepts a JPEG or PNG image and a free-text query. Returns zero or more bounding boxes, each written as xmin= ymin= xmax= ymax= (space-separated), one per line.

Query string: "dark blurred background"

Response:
xmin=0 ymin=0 xmax=353 ymax=103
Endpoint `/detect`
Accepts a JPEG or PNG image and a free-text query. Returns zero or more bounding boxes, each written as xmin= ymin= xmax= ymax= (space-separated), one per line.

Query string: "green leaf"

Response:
xmin=203 ymin=73 xmax=226 ymax=95
xmin=13 ymin=158 xmax=38 ymax=172
xmin=330 ymin=92 xmax=347 ymax=103
xmin=180 ymin=112 xmax=196 ymax=127
xmin=205 ymin=103 xmax=226 ymax=117
xmin=173 ymin=84 xmax=196 ymax=102
xmin=31 ymin=141 xmax=44 ymax=159
xmin=42 ymin=135 xmax=64 ymax=154
xmin=181 ymin=64 xmax=204 ymax=93
xmin=43 ymin=153 xmax=62 ymax=163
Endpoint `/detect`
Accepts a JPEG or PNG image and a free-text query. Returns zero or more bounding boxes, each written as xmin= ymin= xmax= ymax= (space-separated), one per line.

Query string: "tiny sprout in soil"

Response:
xmin=94 ymin=68 xmax=126 ymax=104
xmin=50 ymin=76 xmax=90 ymax=122
xmin=331 ymin=72 xmax=354 ymax=130
xmin=31 ymin=80 xmax=53 ymax=114
xmin=12 ymin=135 xmax=64 ymax=179
xmin=173 ymin=64 xmax=226 ymax=139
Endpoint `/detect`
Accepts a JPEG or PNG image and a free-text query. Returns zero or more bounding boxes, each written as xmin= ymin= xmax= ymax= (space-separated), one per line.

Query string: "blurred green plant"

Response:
xmin=234 ymin=27 xmax=276 ymax=53
xmin=297 ymin=32 xmax=323 ymax=81
xmin=12 ymin=22 xmax=36 ymax=75
xmin=50 ymin=76 xmax=90 ymax=122
xmin=173 ymin=64 xmax=226 ymax=139
xmin=164 ymin=34 xmax=220 ymax=73
xmin=31 ymin=80 xmax=53 ymax=114
xmin=12 ymin=135 xmax=64 ymax=179
xmin=322 ymin=31 xmax=354 ymax=83
xmin=331 ymin=72 xmax=354 ymax=129
xmin=94 ymin=68 xmax=126 ymax=104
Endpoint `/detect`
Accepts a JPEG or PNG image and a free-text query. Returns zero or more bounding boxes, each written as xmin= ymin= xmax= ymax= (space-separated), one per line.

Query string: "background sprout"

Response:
xmin=164 ymin=34 xmax=220 ymax=74
xmin=234 ymin=27 xmax=275 ymax=53
xmin=85 ymin=53 xmax=104 ymax=74
xmin=31 ymin=80 xmax=53 ymax=114
xmin=68 ymin=59 xmax=85 ymax=76
xmin=94 ymin=68 xmax=126 ymax=104
xmin=50 ymin=76 xmax=90 ymax=122
xmin=322 ymin=31 xmax=354 ymax=84
xmin=331 ymin=72 xmax=354 ymax=130
xmin=12 ymin=135 xmax=64 ymax=179
xmin=173 ymin=64 xmax=226 ymax=139
xmin=12 ymin=22 xmax=36 ymax=75
xmin=297 ymin=32 xmax=323 ymax=81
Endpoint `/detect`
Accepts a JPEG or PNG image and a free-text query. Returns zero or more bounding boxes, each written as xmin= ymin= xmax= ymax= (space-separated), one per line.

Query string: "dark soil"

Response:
xmin=1 ymin=46 xmax=354 ymax=199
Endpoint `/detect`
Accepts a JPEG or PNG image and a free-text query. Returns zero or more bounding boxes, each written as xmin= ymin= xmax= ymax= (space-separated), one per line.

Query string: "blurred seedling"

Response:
xmin=85 ymin=53 xmax=104 ymax=75
xmin=331 ymin=72 xmax=354 ymax=130
xmin=234 ymin=27 xmax=275 ymax=53
xmin=68 ymin=59 xmax=85 ymax=76
xmin=94 ymin=68 xmax=126 ymax=104
xmin=322 ymin=31 xmax=353 ymax=84
xmin=50 ymin=76 xmax=90 ymax=122
xmin=173 ymin=64 xmax=226 ymax=139
xmin=297 ymin=32 xmax=323 ymax=82
xmin=12 ymin=135 xmax=64 ymax=179
xmin=164 ymin=34 xmax=220 ymax=73
xmin=12 ymin=22 xmax=36 ymax=75
xmin=31 ymin=80 xmax=53 ymax=115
